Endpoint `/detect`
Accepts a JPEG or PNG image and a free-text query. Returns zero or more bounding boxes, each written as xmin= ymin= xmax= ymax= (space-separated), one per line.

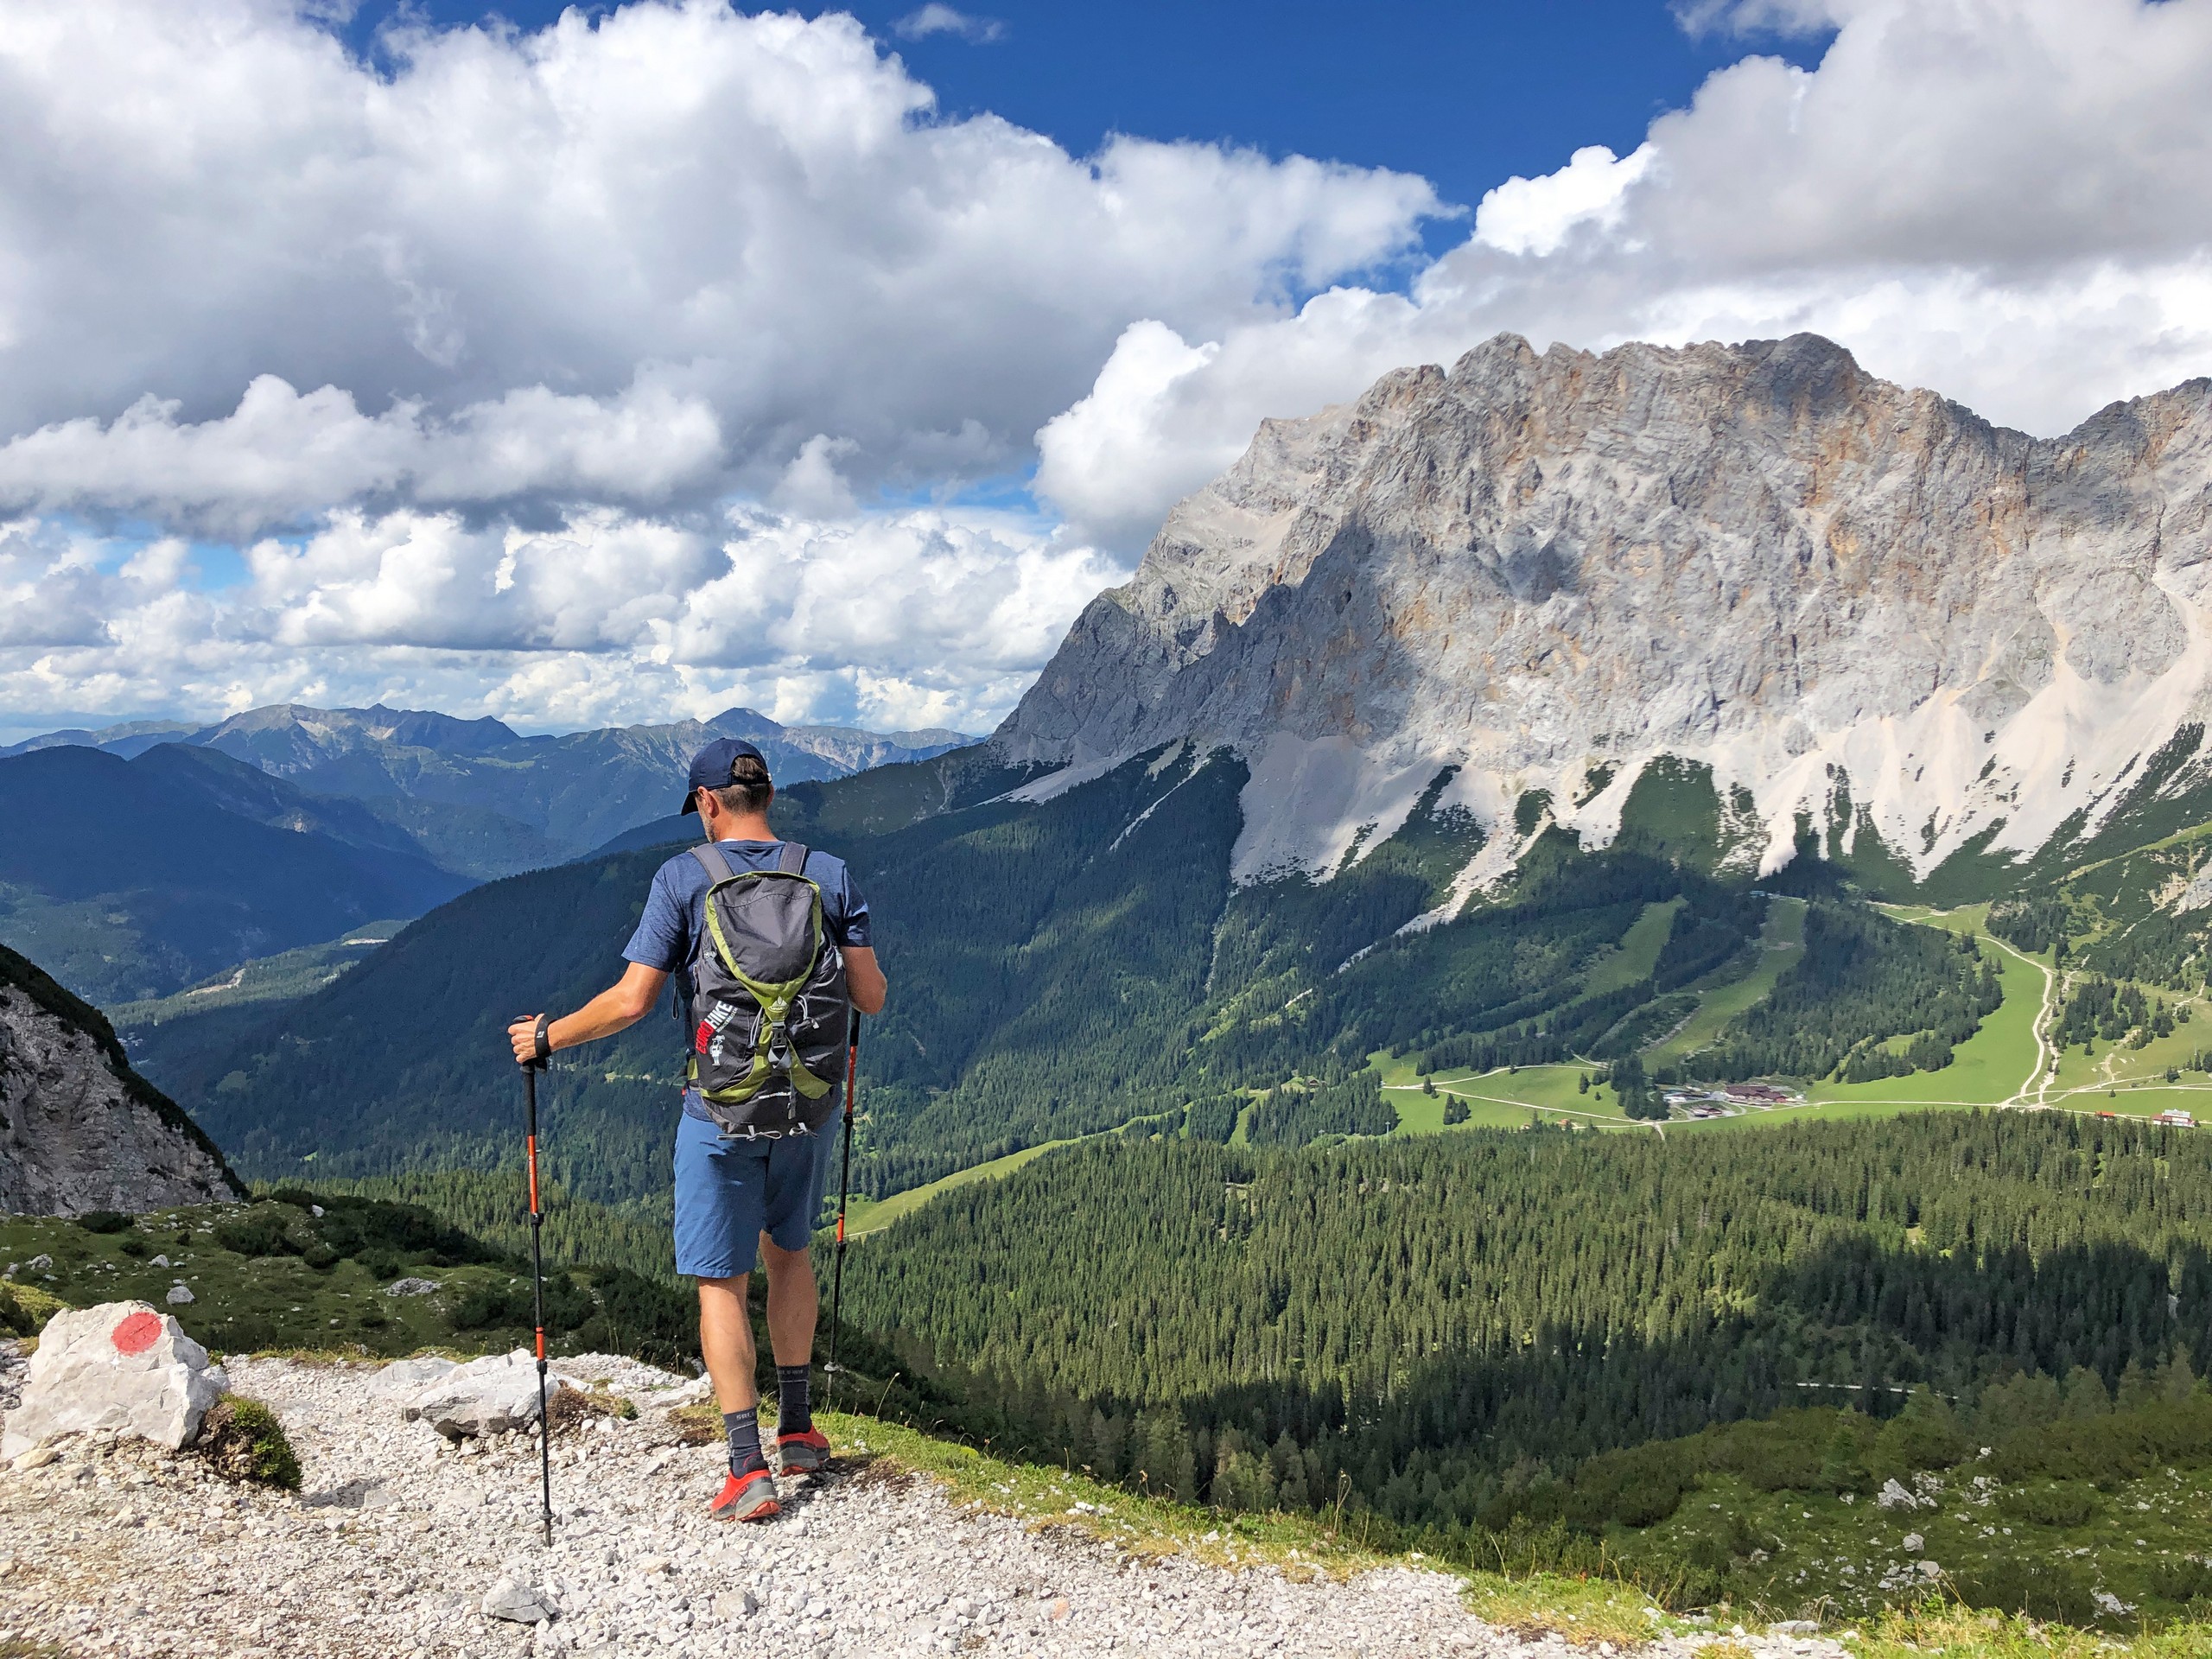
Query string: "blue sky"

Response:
xmin=353 ymin=1 xmax=1828 ymax=236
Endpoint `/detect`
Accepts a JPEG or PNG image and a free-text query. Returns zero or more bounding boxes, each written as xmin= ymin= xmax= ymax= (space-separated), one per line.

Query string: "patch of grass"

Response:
xmin=830 ymin=1409 xmax=1376 ymax=1578
xmin=1582 ymin=899 xmax=1686 ymax=995
xmin=1852 ymin=1602 xmax=2212 ymax=1659
xmin=1460 ymin=1571 xmax=1673 ymax=1645
xmin=840 ymin=1138 xmax=1074 ymax=1239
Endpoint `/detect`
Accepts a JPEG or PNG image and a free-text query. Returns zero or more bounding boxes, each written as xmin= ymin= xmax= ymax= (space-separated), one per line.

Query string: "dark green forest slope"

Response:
xmin=168 ymin=741 xmax=2022 ymax=1207
xmin=839 ymin=1112 xmax=2212 ymax=1554
xmin=0 ymin=744 xmax=469 ymax=1003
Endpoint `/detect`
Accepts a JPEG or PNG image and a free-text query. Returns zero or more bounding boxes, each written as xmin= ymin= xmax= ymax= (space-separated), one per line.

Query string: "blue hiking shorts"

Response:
xmin=671 ymin=1104 xmax=836 ymax=1279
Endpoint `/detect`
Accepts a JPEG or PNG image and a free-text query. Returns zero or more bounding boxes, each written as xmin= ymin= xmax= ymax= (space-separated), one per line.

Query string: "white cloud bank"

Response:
xmin=2 ymin=0 xmax=2209 ymax=733
xmin=0 ymin=504 xmax=1119 ymax=736
xmin=1039 ymin=0 xmax=2212 ymax=544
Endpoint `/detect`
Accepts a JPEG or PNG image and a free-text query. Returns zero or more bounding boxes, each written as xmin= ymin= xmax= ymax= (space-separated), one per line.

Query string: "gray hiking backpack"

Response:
xmin=684 ymin=842 xmax=851 ymax=1138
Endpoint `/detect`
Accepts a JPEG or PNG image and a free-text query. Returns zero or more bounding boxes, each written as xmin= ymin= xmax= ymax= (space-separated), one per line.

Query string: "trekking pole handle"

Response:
xmin=529 ymin=1012 xmax=552 ymax=1070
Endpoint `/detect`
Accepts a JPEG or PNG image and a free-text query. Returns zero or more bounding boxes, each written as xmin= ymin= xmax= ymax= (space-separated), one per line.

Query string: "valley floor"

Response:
xmin=1375 ymin=902 xmax=2212 ymax=1138
xmin=0 ymin=1354 xmax=1848 ymax=1659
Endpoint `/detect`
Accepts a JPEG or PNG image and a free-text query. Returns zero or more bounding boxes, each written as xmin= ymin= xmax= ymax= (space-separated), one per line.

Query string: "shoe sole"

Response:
xmin=711 ymin=1494 xmax=781 ymax=1522
xmin=777 ymin=1448 xmax=829 ymax=1475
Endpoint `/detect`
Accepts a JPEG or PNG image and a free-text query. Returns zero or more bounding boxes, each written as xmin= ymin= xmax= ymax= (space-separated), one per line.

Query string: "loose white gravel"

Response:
xmin=0 ymin=1353 xmax=1852 ymax=1659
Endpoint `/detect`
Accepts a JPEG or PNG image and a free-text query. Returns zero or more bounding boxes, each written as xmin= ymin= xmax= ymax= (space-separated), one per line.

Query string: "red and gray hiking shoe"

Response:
xmin=708 ymin=1466 xmax=779 ymax=1522
xmin=776 ymin=1427 xmax=831 ymax=1475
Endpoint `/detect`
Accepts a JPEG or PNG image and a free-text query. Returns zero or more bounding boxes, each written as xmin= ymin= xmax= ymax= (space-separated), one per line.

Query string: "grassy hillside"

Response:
xmin=0 ymin=1188 xmax=691 ymax=1363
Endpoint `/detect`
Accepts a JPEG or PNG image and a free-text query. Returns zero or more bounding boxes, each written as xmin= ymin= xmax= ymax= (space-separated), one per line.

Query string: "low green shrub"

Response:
xmin=1999 ymin=1481 xmax=2099 ymax=1528
xmin=74 ymin=1211 xmax=132 ymax=1234
xmin=194 ymin=1395 xmax=301 ymax=1490
xmin=0 ymin=1280 xmax=67 ymax=1337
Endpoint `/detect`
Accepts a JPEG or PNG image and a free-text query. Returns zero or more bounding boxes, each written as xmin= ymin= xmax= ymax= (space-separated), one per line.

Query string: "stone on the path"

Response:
xmin=369 ymin=1354 xmax=458 ymax=1399
xmin=405 ymin=1349 xmax=570 ymax=1439
xmin=0 ymin=1301 xmax=227 ymax=1459
xmin=1769 ymin=1621 xmax=1820 ymax=1637
xmin=481 ymin=1577 xmax=560 ymax=1624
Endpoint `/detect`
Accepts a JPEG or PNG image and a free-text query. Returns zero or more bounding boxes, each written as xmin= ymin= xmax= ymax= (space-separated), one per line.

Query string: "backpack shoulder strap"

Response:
xmin=691 ymin=842 xmax=737 ymax=883
xmin=776 ymin=841 xmax=810 ymax=876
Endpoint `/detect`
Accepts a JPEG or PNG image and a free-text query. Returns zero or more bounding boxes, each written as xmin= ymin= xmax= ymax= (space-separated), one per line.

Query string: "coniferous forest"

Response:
xmin=837 ymin=1112 xmax=2211 ymax=1554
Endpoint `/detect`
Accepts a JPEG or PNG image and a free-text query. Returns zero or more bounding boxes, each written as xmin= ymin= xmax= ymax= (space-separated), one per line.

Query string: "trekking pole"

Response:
xmin=522 ymin=1032 xmax=553 ymax=1546
xmin=824 ymin=1014 xmax=861 ymax=1414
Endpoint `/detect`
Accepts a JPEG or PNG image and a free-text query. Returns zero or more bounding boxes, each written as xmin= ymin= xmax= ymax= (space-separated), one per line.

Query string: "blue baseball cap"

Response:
xmin=680 ymin=737 xmax=769 ymax=813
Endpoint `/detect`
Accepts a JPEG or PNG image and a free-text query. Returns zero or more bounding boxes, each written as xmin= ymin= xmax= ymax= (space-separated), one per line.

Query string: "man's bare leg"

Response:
xmin=760 ymin=1236 xmax=818 ymax=1367
xmin=697 ymin=1273 xmax=758 ymax=1412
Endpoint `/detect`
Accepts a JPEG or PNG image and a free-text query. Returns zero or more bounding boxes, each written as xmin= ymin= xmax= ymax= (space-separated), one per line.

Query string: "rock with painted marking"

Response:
xmin=404 ymin=1349 xmax=570 ymax=1439
xmin=0 ymin=1300 xmax=227 ymax=1459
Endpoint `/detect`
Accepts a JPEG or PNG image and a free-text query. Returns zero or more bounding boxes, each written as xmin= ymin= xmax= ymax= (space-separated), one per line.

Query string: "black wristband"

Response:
xmin=533 ymin=1013 xmax=552 ymax=1063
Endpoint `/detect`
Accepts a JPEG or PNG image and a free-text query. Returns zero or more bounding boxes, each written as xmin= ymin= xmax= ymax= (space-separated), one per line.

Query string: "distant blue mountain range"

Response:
xmin=0 ymin=702 xmax=973 ymax=1002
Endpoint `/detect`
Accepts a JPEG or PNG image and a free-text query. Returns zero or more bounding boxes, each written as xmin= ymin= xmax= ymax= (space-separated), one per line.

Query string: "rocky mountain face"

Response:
xmin=998 ymin=334 xmax=2212 ymax=890
xmin=0 ymin=944 xmax=240 ymax=1217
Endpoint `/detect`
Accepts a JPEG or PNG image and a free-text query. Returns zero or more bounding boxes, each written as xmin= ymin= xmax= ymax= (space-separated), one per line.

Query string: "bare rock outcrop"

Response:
xmin=998 ymin=334 xmax=2212 ymax=885
xmin=0 ymin=944 xmax=242 ymax=1217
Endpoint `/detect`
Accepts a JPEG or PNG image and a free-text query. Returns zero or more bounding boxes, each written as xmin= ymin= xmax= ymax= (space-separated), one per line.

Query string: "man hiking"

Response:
xmin=507 ymin=737 xmax=887 ymax=1522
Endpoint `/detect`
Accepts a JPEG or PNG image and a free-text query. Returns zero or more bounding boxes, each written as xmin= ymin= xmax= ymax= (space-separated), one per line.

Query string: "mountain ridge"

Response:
xmin=2 ymin=702 xmax=978 ymax=874
xmin=996 ymin=332 xmax=2212 ymax=898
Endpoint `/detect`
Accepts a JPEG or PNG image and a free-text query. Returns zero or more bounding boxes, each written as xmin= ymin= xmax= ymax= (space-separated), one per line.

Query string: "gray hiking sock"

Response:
xmin=723 ymin=1407 xmax=766 ymax=1474
xmin=777 ymin=1364 xmax=811 ymax=1434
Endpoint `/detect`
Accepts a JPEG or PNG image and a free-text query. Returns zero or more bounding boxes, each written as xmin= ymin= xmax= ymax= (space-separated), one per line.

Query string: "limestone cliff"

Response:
xmin=998 ymin=334 xmax=2212 ymax=886
xmin=0 ymin=944 xmax=241 ymax=1216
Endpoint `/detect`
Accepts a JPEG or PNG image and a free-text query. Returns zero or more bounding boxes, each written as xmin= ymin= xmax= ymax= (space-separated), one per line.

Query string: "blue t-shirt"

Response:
xmin=623 ymin=840 xmax=872 ymax=1120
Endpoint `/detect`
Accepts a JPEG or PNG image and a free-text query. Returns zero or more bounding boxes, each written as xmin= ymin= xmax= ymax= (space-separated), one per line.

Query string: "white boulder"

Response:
xmin=482 ymin=1577 xmax=560 ymax=1624
xmin=368 ymin=1354 xmax=458 ymax=1399
xmin=0 ymin=1301 xmax=227 ymax=1459
xmin=404 ymin=1349 xmax=570 ymax=1439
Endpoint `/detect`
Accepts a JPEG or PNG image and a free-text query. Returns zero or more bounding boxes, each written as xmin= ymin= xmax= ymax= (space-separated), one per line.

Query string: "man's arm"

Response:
xmin=506 ymin=962 xmax=670 ymax=1066
xmin=845 ymin=946 xmax=887 ymax=1015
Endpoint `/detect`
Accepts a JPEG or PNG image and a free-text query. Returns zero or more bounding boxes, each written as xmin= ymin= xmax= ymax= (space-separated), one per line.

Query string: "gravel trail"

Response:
xmin=0 ymin=1354 xmax=1847 ymax=1659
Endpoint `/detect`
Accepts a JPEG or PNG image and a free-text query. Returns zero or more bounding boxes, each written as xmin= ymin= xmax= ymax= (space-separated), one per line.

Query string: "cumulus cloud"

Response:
xmin=0 ymin=503 xmax=1124 ymax=736
xmin=1038 ymin=0 xmax=2212 ymax=544
xmin=0 ymin=0 xmax=1435 ymax=531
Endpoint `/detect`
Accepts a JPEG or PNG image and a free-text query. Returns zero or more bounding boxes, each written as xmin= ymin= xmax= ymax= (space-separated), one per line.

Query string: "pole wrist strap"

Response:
xmin=533 ymin=1013 xmax=552 ymax=1063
